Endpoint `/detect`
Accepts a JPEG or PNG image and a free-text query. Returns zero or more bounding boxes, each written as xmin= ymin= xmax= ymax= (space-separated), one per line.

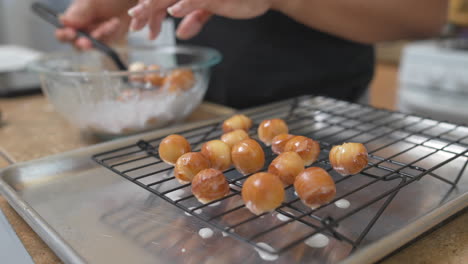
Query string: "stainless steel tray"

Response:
xmin=0 ymin=96 xmax=467 ymax=264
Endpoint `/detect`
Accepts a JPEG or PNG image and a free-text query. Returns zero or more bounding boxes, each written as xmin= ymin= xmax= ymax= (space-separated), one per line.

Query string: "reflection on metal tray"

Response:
xmin=0 ymin=96 xmax=467 ymax=264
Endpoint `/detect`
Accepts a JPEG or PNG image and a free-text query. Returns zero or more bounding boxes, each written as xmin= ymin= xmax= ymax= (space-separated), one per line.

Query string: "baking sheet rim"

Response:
xmin=1 ymin=161 xmax=467 ymax=264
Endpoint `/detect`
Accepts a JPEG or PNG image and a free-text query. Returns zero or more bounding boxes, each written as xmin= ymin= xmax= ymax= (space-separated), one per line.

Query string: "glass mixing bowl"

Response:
xmin=29 ymin=45 xmax=221 ymax=137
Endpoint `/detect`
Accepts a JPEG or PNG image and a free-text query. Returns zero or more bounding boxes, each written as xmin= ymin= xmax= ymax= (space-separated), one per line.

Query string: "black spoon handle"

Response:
xmin=31 ymin=2 xmax=128 ymax=71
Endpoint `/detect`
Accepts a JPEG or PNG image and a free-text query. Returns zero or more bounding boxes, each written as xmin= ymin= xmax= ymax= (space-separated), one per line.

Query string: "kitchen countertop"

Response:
xmin=0 ymin=91 xmax=467 ymax=264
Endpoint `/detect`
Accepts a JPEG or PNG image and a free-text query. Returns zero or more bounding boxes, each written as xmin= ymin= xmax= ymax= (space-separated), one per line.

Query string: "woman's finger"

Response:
xmin=56 ymin=27 xmax=77 ymax=42
xmin=91 ymin=17 xmax=120 ymax=40
xmin=168 ymin=0 xmax=211 ymax=18
xmin=59 ymin=0 xmax=95 ymax=29
xmin=152 ymin=0 xmax=180 ymax=13
xmin=75 ymin=37 xmax=93 ymax=50
xmin=148 ymin=11 xmax=167 ymax=40
xmin=128 ymin=0 xmax=149 ymax=30
xmin=129 ymin=2 xmax=151 ymax=31
xmin=128 ymin=0 xmax=150 ymax=17
xmin=130 ymin=14 xmax=151 ymax=31
xmin=55 ymin=29 xmax=67 ymax=42
xmin=176 ymin=9 xmax=212 ymax=40
xmin=168 ymin=0 xmax=270 ymax=19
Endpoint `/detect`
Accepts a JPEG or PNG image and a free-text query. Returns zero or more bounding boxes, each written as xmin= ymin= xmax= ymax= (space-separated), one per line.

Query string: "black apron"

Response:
xmin=178 ymin=11 xmax=375 ymax=109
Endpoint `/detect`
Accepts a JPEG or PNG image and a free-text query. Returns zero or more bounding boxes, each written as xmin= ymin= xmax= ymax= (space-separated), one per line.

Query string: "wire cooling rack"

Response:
xmin=92 ymin=95 xmax=468 ymax=255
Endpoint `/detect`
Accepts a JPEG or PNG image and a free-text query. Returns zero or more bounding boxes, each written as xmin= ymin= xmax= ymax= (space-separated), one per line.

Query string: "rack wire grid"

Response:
xmin=92 ymin=95 xmax=468 ymax=256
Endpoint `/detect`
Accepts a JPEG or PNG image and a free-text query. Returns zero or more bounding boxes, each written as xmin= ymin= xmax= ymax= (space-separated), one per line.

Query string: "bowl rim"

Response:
xmin=27 ymin=44 xmax=222 ymax=77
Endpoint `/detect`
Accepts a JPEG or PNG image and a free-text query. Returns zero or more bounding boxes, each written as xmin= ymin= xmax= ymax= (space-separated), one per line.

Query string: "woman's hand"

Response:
xmin=59 ymin=0 xmax=447 ymax=49
xmin=161 ymin=0 xmax=447 ymax=43
xmin=128 ymin=0 xmax=275 ymax=40
xmin=55 ymin=0 xmax=136 ymax=50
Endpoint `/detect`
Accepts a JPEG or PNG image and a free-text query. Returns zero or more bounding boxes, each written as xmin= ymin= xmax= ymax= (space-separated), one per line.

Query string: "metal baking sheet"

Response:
xmin=0 ymin=96 xmax=467 ymax=264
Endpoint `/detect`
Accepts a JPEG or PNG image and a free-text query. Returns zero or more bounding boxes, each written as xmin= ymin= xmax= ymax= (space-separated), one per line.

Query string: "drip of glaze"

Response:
xmin=334 ymin=199 xmax=350 ymax=209
xmin=198 ymin=228 xmax=214 ymax=239
xmin=276 ymin=213 xmax=291 ymax=222
xmin=208 ymin=201 xmax=221 ymax=207
xmin=305 ymin=234 xmax=329 ymax=248
xmin=229 ymin=183 xmax=241 ymax=191
xmin=254 ymin=242 xmax=278 ymax=261
xmin=185 ymin=207 xmax=202 ymax=216
xmin=166 ymin=189 xmax=185 ymax=200
xmin=222 ymin=228 xmax=235 ymax=237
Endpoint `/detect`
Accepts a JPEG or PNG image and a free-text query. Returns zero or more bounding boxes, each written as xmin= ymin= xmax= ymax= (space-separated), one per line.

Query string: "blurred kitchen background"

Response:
xmin=1 ymin=0 xmax=468 ymax=123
